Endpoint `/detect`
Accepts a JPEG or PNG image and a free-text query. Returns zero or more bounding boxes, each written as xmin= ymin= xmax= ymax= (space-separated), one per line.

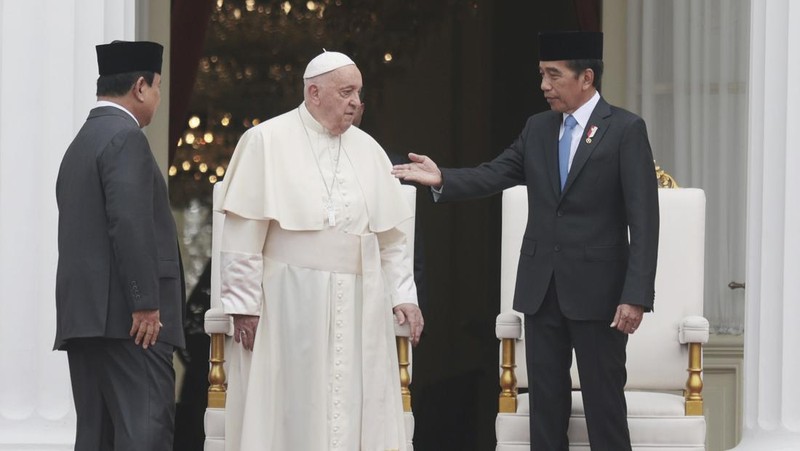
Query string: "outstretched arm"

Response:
xmin=391 ymin=153 xmax=442 ymax=188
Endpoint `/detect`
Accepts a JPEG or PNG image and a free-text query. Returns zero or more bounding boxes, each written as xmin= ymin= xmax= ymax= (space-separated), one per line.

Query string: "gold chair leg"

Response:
xmin=498 ymin=338 xmax=518 ymax=413
xmin=685 ymin=342 xmax=704 ymax=415
xmin=208 ymin=332 xmax=227 ymax=408
xmin=396 ymin=336 xmax=412 ymax=412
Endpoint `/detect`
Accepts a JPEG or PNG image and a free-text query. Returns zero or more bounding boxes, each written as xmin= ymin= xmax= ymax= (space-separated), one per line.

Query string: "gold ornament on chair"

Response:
xmin=655 ymin=162 xmax=679 ymax=188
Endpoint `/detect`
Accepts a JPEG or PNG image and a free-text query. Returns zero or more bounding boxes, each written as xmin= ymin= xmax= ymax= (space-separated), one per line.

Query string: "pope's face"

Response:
xmin=314 ymin=65 xmax=363 ymax=135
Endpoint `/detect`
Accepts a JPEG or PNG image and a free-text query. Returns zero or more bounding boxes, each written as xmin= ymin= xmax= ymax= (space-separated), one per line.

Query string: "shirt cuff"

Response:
xmin=431 ymin=185 xmax=443 ymax=202
xmin=220 ymin=250 xmax=263 ymax=316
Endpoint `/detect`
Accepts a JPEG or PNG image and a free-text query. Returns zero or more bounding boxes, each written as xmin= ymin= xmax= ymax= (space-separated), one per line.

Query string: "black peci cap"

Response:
xmin=96 ymin=41 xmax=163 ymax=76
xmin=539 ymin=31 xmax=603 ymax=61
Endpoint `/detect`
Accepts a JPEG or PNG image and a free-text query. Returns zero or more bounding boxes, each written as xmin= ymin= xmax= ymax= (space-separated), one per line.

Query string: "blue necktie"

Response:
xmin=559 ymin=115 xmax=578 ymax=191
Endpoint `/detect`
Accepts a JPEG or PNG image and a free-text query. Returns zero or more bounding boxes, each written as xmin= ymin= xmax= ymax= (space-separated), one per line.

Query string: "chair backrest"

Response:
xmin=500 ymin=185 xmax=706 ymax=391
xmin=210 ymin=181 xmax=225 ymax=311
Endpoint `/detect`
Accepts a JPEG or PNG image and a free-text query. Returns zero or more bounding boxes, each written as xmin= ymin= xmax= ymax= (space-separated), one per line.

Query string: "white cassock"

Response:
xmin=217 ymin=103 xmax=417 ymax=451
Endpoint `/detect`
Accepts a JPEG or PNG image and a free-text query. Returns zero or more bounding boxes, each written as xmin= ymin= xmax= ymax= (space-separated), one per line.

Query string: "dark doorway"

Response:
xmin=169 ymin=1 xmax=592 ymax=450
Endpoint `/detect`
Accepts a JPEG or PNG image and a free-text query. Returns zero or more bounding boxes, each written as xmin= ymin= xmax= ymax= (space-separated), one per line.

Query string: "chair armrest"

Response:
xmin=394 ymin=318 xmax=411 ymax=338
xmin=393 ymin=317 xmax=413 ymax=412
xmin=496 ymin=312 xmax=521 ymax=413
xmin=205 ymin=307 xmax=234 ymax=336
xmin=496 ymin=312 xmax=522 ymax=340
xmin=679 ymin=316 xmax=708 ymax=415
xmin=679 ymin=316 xmax=709 ymax=344
xmin=204 ymin=307 xmax=231 ymax=409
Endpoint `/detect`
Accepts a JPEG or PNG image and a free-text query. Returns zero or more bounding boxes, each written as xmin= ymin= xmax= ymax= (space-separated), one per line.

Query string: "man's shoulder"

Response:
xmin=65 ymin=111 xmax=144 ymax=161
xmin=597 ymin=98 xmax=645 ymax=126
xmin=89 ymin=105 xmax=137 ymax=122
xmin=522 ymin=109 xmax=560 ymax=130
xmin=83 ymin=108 xmax=139 ymax=134
xmin=607 ymin=104 xmax=643 ymax=122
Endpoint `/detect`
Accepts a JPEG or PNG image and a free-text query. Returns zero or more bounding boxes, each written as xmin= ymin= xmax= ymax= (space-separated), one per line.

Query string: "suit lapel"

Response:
xmin=561 ymin=98 xmax=612 ymax=197
xmin=544 ymin=112 xmax=563 ymax=199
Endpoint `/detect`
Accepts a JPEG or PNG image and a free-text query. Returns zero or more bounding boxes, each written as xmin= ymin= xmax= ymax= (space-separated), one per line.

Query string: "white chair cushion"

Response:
xmin=679 ymin=316 xmax=710 ymax=344
xmin=500 ymin=393 xmax=706 ymax=449
xmin=496 ymin=412 xmax=530 ymax=446
xmin=496 ymin=312 xmax=523 ymax=339
xmin=204 ymin=407 xmax=226 ymax=451
xmin=573 ymin=391 xmax=686 ymax=417
xmin=404 ymin=412 xmax=415 ymax=451
xmin=515 ymin=392 xmax=685 ymax=416
xmin=204 ymin=307 xmax=233 ymax=335
xmin=395 ymin=320 xmax=411 ymax=338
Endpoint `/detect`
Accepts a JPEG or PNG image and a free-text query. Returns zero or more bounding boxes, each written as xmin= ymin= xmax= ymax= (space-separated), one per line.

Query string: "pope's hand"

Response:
xmin=393 ymin=303 xmax=424 ymax=346
xmin=391 ymin=153 xmax=443 ymax=189
xmin=233 ymin=314 xmax=259 ymax=351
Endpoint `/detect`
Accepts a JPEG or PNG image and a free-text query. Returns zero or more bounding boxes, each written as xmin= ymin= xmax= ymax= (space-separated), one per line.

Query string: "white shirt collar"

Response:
xmin=563 ymin=90 xmax=600 ymax=129
xmin=95 ymin=100 xmax=139 ymax=127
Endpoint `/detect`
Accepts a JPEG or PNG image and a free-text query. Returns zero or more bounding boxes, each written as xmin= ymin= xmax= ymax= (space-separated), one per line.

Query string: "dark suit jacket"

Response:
xmin=55 ymin=106 xmax=185 ymax=350
xmin=440 ymin=97 xmax=659 ymax=320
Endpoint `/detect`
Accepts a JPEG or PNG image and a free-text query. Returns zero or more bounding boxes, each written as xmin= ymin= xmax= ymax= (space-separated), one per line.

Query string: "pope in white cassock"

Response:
xmin=216 ymin=50 xmax=424 ymax=451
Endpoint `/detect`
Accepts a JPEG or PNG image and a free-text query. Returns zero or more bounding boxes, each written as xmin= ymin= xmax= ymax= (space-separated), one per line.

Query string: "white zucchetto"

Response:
xmin=303 ymin=50 xmax=356 ymax=79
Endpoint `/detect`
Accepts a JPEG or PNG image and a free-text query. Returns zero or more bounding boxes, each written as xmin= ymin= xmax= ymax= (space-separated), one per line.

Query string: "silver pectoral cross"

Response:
xmin=325 ymin=200 xmax=337 ymax=227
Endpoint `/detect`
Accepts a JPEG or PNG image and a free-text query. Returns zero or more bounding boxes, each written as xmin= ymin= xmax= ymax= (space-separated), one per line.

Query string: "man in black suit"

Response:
xmin=393 ymin=31 xmax=659 ymax=450
xmin=55 ymin=41 xmax=185 ymax=451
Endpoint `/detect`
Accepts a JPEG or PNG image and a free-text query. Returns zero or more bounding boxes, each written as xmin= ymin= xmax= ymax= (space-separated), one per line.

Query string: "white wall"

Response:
xmin=732 ymin=1 xmax=800 ymax=448
xmin=0 ymin=1 xmax=168 ymax=449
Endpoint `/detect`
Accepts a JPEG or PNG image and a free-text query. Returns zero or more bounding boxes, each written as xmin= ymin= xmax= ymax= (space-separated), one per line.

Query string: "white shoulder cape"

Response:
xmin=217 ymin=104 xmax=412 ymax=232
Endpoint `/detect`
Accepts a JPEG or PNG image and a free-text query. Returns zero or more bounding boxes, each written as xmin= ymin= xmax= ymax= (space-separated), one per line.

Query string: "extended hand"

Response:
xmin=393 ymin=303 xmax=424 ymax=346
xmin=610 ymin=304 xmax=644 ymax=335
xmin=233 ymin=314 xmax=260 ymax=351
xmin=391 ymin=153 xmax=443 ymax=188
xmin=130 ymin=309 xmax=161 ymax=349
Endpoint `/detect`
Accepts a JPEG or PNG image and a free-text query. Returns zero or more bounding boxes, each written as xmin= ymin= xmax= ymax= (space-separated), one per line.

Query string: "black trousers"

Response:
xmin=66 ymin=338 xmax=176 ymax=451
xmin=524 ymin=278 xmax=631 ymax=451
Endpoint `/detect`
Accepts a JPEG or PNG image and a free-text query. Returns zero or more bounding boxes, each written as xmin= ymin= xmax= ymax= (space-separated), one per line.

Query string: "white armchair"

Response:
xmin=203 ymin=182 xmax=418 ymax=451
xmin=495 ymin=181 xmax=709 ymax=450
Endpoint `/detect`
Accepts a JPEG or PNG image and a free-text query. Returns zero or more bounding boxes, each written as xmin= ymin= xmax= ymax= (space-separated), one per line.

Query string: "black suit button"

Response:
xmin=554 ymin=245 xmax=561 ymax=252
xmin=557 ymin=210 xmax=564 ymax=217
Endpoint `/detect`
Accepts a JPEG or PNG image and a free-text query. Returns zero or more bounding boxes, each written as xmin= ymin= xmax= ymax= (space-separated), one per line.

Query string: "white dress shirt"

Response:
xmin=559 ymin=90 xmax=601 ymax=171
xmin=95 ymin=100 xmax=139 ymax=127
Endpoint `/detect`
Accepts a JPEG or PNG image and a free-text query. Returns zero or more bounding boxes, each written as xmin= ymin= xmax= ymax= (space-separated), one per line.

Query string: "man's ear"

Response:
xmin=307 ymin=84 xmax=321 ymax=105
xmin=582 ymin=69 xmax=595 ymax=90
xmin=132 ymin=76 xmax=147 ymax=102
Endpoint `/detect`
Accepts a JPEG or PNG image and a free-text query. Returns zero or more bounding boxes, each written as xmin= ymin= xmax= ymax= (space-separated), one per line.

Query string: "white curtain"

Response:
xmin=626 ymin=0 xmax=749 ymax=334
